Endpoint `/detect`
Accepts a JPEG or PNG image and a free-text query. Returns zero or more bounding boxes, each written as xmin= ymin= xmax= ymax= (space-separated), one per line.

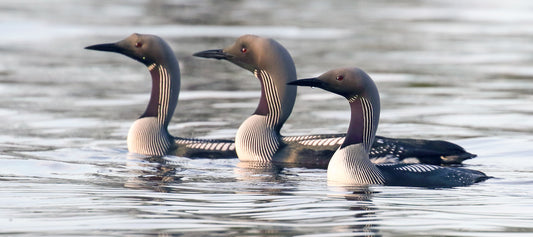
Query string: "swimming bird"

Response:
xmin=86 ymin=33 xmax=236 ymax=158
xmin=288 ymin=68 xmax=488 ymax=187
xmin=193 ymin=35 xmax=476 ymax=167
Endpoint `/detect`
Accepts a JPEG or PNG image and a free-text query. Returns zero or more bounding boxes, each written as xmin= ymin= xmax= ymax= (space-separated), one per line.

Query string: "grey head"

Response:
xmin=85 ymin=33 xmax=179 ymax=68
xmin=288 ymin=67 xmax=380 ymax=150
xmin=194 ymin=35 xmax=296 ymax=131
xmin=193 ymin=35 xmax=293 ymax=73
xmin=288 ymin=67 xmax=379 ymax=105
xmin=85 ymin=33 xmax=180 ymax=124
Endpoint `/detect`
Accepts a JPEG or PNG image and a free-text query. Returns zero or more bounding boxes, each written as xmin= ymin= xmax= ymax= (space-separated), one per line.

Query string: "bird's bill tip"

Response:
xmin=287 ymin=78 xmax=324 ymax=87
xmin=84 ymin=43 xmax=120 ymax=52
xmin=193 ymin=49 xmax=228 ymax=60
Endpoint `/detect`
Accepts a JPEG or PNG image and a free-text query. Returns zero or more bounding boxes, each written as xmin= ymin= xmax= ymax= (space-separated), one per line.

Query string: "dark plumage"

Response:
xmin=194 ymin=35 xmax=475 ymax=167
xmin=289 ymin=67 xmax=489 ymax=187
xmin=86 ymin=33 xmax=237 ymax=157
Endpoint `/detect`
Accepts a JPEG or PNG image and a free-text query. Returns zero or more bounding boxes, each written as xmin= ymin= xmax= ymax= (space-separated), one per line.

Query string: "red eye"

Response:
xmin=241 ymin=47 xmax=247 ymax=53
xmin=135 ymin=42 xmax=143 ymax=48
xmin=336 ymin=75 xmax=344 ymax=81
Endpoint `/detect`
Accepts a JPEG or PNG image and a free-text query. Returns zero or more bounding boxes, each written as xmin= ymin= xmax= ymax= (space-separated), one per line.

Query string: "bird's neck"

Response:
xmin=341 ymin=96 xmax=377 ymax=152
xmin=329 ymin=95 xmax=384 ymax=185
xmin=234 ymin=69 xmax=295 ymax=162
xmin=141 ymin=63 xmax=180 ymax=128
xmin=252 ymin=69 xmax=296 ymax=132
xmin=127 ymin=63 xmax=179 ymax=156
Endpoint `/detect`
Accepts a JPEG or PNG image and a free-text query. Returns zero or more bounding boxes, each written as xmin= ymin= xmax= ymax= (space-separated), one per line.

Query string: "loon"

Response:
xmin=288 ymin=68 xmax=489 ymax=187
xmin=193 ymin=35 xmax=476 ymax=167
xmin=85 ymin=33 xmax=236 ymax=158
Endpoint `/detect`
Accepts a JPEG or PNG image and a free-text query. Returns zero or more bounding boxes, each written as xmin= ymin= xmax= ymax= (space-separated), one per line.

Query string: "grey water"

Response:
xmin=1 ymin=0 xmax=532 ymax=236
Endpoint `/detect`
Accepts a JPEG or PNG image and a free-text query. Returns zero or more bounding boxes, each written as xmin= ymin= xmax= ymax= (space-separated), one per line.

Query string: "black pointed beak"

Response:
xmin=287 ymin=78 xmax=325 ymax=88
xmin=85 ymin=43 xmax=122 ymax=53
xmin=193 ymin=49 xmax=229 ymax=60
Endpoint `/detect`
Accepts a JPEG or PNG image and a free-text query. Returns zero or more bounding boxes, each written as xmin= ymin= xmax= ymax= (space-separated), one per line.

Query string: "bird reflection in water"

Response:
xmin=329 ymin=185 xmax=381 ymax=236
xmin=124 ymin=154 xmax=183 ymax=193
xmin=233 ymin=161 xmax=300 ymax=196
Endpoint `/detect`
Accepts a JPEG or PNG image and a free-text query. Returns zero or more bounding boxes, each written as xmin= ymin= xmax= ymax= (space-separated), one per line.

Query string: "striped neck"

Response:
xmin=141 ymin=63 xmax=180 ymax=128
xmin=127 ymin=62 xmax=179 ymax=156
xmin=235 ymin=69 xmax=294 ymax=162
xmin=341 ymin=97 xmax=377 ymax=151
xmin=253 ymin=69 xmax=292 ymax=131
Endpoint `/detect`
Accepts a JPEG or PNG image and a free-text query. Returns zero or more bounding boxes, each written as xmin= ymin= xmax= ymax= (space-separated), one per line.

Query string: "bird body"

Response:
xmin=86 ymin=33 xmax=236 ymax=158
xmin=289 ymin=67 xmax=489 ymax=187
xmin=194 ymin=35 xmax=476 ymax=166
xmin=86 ymin=34 xmax=477 ymax=168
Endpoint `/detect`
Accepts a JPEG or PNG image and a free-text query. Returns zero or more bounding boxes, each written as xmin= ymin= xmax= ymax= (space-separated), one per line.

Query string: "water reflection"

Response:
xmin=122 ymin=157 xmax=383 ymax=237
xmin=329 ymin=185 xmax=381 ymax=236
xmin=233 ymin=161 xmax=300 ymax=196
xmin=234 ymin=161 xmax=284 ymax=182
xmin=124 ymin=154 xmax=183 ymax=193
xmin=2 ymin=0 xmax=533 ymax=235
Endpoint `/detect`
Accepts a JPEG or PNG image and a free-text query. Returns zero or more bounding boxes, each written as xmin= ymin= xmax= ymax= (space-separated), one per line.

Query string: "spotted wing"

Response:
xmin=377 ymin=163 xmax=489 ymax=187
xmin=372 ymin=136 xmax=476 ymax=165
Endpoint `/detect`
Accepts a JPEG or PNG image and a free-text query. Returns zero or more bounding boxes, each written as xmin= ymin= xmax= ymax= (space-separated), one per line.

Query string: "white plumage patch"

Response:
xmin=184 ymin=142 xmax=235 ymax=151
xmin=328 ymin=144 xmax=385 ymax=185
xmin=128 ymin=117 xmax=172 ymax=156
xmin=382 ymin=163 xmax=441 ymax=173
xmin=297 ymin=137 xmax=345 ymax=146
xmin=235 ymin=115 xmax=279 ymax=162
xmin=175 ymin=138 xmax=235 ymax=152
xmin=283 ymin=135 xmax=319 ymax=142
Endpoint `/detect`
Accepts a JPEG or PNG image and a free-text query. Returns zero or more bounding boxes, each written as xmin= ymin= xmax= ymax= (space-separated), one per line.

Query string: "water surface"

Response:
xmin=1 ymin=0 xmax=532 ymax=236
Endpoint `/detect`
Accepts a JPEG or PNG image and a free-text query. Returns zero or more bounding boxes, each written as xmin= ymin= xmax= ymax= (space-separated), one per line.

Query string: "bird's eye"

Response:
xmin=241 ymin=47 xmax=247 ymax=53
xmin=336 ymin=75 xmax=344 ymax=81
xmin=135 ymin=42 xmax=143 ymax=48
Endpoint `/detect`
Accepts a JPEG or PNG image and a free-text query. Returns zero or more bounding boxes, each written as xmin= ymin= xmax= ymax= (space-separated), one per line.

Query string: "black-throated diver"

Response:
xmin=86 ymin=33 xmax=236 ymax=158
xmin=194 ymin=34 xmax=476 ymax=167
xmin=288 ymin=68 xmax=489 ymax=187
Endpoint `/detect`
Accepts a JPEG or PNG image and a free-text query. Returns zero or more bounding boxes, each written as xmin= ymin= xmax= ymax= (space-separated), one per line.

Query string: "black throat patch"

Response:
xmin=253 ymin=70 xmax=269 ymax=116
xmin=141 ymin=65 xmax=160 ymax=118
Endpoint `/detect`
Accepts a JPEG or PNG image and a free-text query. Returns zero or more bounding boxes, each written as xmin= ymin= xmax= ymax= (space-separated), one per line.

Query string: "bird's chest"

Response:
xmin=327 ymin=144 xmax=385 ymax=186
xmin=235 ymin=115 xmax=280 ymax=162
xmin=127 ymin=117 xmax=172 ymax=156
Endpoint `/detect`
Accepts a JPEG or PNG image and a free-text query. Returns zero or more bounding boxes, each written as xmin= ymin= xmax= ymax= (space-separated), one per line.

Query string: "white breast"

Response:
xmin=327 ymin=143 xmax=385 ymax=186
xmin=235 ymin=115 xmax=280 ymax=162
xmin=127 ymin=117 xmax=172 ymax=156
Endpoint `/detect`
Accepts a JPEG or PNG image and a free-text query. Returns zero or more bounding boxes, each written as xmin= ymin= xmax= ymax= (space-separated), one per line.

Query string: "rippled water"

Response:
xmin=1 ymin=0 xmax=533 ymax=236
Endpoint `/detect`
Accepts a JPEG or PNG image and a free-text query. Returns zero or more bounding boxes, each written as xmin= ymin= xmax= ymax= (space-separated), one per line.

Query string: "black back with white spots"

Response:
xmin=377 ymin=163 xmax=489 ymax=188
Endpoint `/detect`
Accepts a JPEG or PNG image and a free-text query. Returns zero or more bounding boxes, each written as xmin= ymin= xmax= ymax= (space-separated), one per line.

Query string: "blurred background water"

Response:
xmin=1 ymin=0 xmax=532 ymax=236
